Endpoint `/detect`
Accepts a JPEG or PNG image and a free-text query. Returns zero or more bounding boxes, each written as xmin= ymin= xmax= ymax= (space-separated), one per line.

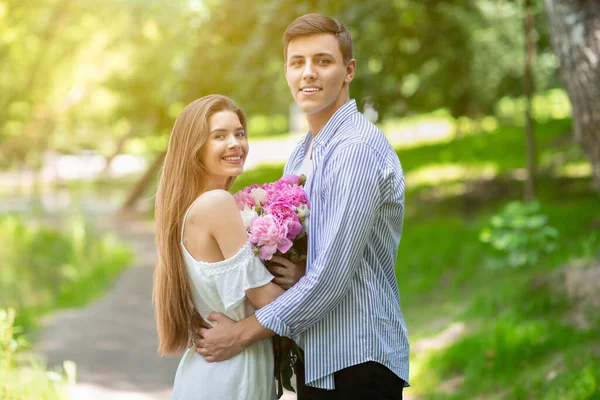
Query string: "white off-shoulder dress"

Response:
xmin=171 ymin=205 xmax=276 ymax=400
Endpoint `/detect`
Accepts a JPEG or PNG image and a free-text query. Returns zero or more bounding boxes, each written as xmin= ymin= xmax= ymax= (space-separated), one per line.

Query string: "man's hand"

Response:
xmin=194 ymin=312 xmax=244 ymax=362
xmin=267 ymin=256 xmax=306 ymax=290
xmin=190 ymin=310 xmax=213 ymax=332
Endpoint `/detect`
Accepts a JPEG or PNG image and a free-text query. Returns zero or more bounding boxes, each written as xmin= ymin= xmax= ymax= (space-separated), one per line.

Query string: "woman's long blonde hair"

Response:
xmin=154 ymin=94 xmax=247 ymax=355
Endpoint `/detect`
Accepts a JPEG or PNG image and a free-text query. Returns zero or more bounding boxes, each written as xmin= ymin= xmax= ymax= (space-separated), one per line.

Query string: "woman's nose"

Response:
xmin=227 ymin=135 xmax=241 ymax=148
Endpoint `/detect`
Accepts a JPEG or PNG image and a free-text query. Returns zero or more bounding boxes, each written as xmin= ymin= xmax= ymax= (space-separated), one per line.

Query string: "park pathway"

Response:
xmin=34 ymin=214 xmax=178 ymax=399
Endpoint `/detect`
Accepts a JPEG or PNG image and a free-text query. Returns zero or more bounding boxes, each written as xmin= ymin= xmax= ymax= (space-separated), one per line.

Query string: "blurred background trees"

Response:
xmin=2 ymin=1 xmax=599 ymax=398
xmin=2 ymin=0 xmax=596 ymax=193
xmin=544 ymin=0 xmax=600 ymax=190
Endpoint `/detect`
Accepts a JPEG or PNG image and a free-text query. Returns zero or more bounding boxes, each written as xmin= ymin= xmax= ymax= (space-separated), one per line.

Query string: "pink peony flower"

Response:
xmin=248 ymin=214 xmax=293 ymax=260
xmin=263 ymin=182 xmax=308 ymax=208
xmin=233 ymin=175 xmax=309 ymax=260
xmin=278 ymin=175 xmax=300 ymax=185
xmin=233 ymin=190 xmax=255 ymax=210
xmin=265 ymin=201 xmax=303 ymax=240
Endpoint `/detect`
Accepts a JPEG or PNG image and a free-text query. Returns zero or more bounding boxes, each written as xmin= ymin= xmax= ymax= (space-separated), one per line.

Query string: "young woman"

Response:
xmin=153 ymin=94 xmax=285 ymax=399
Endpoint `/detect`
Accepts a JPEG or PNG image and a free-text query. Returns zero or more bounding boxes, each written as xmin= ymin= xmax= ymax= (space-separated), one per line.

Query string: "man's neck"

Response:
xmin=307 ymin=95 xmax=350 ymax=137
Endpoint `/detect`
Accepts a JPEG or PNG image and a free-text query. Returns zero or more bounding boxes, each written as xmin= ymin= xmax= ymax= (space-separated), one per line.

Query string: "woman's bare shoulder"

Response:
xmin=186 ymin=190 xmax=238 ymax=225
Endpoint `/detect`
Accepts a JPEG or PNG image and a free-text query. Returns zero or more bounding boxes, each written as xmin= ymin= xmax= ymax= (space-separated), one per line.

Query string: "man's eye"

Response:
xmin=317 ymin=59 xmax=330 ymax=65
xmin=291 ymin=60 xmax=303 ymax=67
xmin=215 ymin=134 xmax=225 ymax=139
xmin=236 ymin=132 xmax=246 ymax=138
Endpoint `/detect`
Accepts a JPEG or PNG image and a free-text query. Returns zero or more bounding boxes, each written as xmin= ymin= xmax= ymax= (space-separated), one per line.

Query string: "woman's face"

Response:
xmin=200 ymin=110 xmax=248 ymax=189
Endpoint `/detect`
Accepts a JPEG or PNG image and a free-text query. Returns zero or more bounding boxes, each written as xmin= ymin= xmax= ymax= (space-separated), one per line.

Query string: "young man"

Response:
xmin=196 ymin=13 xmax=409 ymax=399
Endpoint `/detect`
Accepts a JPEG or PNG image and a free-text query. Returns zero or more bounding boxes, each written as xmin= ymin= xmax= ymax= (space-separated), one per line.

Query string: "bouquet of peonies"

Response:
xmin=233 ymin=174 xmax=308 ymax=398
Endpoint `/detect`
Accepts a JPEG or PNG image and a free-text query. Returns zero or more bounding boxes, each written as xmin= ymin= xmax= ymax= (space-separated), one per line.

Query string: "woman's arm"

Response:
xmin=186 ymin=189 xmax=284 ymax=310
xmin=245 ymin=282 xmax=284 ymax=309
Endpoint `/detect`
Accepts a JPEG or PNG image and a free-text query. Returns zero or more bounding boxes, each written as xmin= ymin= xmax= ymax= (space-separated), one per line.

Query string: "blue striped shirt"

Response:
xmin=255 ymin=99 xmax=409 ymax=389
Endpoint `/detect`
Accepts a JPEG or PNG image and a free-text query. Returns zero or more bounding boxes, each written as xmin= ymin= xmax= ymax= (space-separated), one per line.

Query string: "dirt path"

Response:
xmin=34 ymin=216 xmax=178 ymax=399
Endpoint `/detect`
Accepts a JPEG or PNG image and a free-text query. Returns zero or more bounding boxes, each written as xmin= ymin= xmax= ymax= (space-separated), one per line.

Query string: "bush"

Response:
xmin=0 ymin=308 xmax=75 ymax=400
xmin=0 ymin=214 xmax=132 ymax=330
xmin=479 ymin=201 xmax=559 ymax=268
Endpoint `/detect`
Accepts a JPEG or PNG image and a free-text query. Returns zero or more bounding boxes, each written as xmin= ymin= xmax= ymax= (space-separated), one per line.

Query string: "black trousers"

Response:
xmin=296 ymin=361 xmax=405 ymax=400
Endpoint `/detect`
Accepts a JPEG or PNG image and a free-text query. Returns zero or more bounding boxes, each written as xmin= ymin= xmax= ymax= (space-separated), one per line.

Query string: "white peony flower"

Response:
xmin=301 ymin=218 xmax=309 ymax=235
xmin=297 ymin=204 xmax=310 ymax=235
xmin=240 ymin=206 xmax=259 ymax=231
xmin=250 ymin=188 xmax=267 ymax=206
xmin=297 ymin=204 xmax=310 ymax=219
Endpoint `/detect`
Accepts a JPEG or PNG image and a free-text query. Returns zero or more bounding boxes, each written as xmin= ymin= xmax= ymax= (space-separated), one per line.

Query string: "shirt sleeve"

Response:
xmin=255 ymin=142 xmax=382 ymax=337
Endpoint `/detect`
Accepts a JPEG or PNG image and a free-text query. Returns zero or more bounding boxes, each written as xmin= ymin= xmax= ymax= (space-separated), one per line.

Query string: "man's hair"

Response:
xmin=283 ymin=13 xmax=353 ymax=64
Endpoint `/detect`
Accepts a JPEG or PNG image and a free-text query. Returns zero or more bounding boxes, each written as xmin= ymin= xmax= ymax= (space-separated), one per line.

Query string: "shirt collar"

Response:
xmin=310 ymin=99 xmax=358 ymax=148
xmin=296 ymin=131 xmax=313 ymax=159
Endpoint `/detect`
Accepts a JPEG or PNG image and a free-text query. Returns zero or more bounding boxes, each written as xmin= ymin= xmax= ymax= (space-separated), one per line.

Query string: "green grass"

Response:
xmin=0 ymin=215 xmax=133 ymax=332
xmin=230 ymin=164 xmax=285 ymax=192
xmin=400 ymin=119 xmax=574 ymax=172
xmin=391 ymin=119 xmax=599 ymax=399
xmin=0 ymin=309 xmax=75 ymax=400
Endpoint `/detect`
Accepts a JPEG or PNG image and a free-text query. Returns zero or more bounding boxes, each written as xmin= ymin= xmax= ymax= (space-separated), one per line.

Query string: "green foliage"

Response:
xmin=0 ymin=0 xmax=568 ymax=170
xmin=398 ymin=118 xmax=574 ymax=182
xmin=539 ymin=362 xmax=600 ymax=400
xmin=0 ymin=215 xmax=132 ymax=330
xmin=230 ymin=165 xmax=284 ymax=193
xmin=247 ymin=114 xmax=289 ymax=138
xmin=382 ymin=117 xmax=600 ymax=399
xmin=398 ymin=184 xmax=599 ymax=399
xmin=479 ymin=201 xmax=559 ymax=268
xmin=0 ymin=308 xmax=75 ymax=400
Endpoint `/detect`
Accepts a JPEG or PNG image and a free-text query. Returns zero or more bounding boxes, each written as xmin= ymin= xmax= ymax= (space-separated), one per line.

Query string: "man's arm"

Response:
xmin=196 ymin=313 xmax=273 ymax=362
xmin=196 ymin=143 xmax=386 ymax=361
xmin=254 ymin=143 xmax=383 ymax=337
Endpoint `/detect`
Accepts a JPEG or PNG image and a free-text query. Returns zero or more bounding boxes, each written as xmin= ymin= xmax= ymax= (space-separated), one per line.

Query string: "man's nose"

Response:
xmin=302 ymin=63 xmax=316 ymax=81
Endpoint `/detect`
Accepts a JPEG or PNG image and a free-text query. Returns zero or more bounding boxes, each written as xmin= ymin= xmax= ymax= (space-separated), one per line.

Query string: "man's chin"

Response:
xmin=294 ymin=97 xmax=321 ymax=112
xmin=298 ymin=104 xmax=326 ymax=115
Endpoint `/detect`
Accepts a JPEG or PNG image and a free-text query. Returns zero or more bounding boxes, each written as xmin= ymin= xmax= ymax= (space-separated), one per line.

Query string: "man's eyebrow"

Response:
xmin=289 ymin=52 xmax=335 ymax=58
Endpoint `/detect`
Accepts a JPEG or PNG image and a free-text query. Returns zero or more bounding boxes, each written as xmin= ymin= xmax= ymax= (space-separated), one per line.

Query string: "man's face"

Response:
xmin=285 ymin=33 xmax=354 ymax=118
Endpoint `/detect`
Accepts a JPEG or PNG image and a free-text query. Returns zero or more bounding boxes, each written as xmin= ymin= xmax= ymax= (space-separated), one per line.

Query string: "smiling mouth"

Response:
xmin=301 ymin=87 xmax=321 ymax=93
xmin=223 ymin=156 xmax=243 ymax=162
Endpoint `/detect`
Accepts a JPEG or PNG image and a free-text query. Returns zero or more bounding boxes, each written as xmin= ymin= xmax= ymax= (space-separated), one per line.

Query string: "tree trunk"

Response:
xmin=544 ymin=0 xmax=600 ymax=191
xmin=100 ymin=127 xmax=135 ymax=177
xmin=120 ymin=152 xmax=166 ymax=213
xmin=524 ymin=0 xmax=537 ymax=202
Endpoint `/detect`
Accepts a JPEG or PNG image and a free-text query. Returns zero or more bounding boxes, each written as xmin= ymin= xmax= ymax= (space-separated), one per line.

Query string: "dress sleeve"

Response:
xmin=203 ymin=243 xmax=274 ymax=311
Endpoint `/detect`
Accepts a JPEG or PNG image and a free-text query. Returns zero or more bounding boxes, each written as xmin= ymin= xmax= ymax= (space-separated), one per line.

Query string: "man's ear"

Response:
xmin=345 ymin=59 xmax=356 ymax=84
xmin=283 ymin=63 xmax=288 ymax=80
